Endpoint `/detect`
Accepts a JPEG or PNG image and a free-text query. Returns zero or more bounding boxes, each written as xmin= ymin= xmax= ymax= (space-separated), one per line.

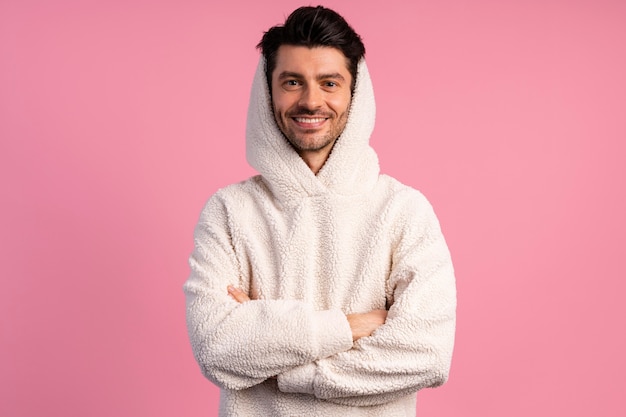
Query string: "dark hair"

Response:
xmin=257 ymin=6 xmax=365 ymax=92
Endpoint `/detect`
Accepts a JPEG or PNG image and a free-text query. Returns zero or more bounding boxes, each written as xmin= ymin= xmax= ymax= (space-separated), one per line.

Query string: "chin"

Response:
xmin=293 ymin=137 xmax=334 ymax=152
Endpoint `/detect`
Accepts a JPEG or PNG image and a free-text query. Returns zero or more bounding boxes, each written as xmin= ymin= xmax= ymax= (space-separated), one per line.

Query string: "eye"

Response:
xmin=322 ymin=80 xmax=341 ymax=91
xmin=283 ymin=79 xmax=301 ymax=90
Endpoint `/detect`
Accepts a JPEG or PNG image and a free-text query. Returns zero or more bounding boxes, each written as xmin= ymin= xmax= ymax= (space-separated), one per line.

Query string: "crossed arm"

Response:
xmin=227 ymin=286 xmax=388 ymax=342
xmin=185 ymin=192 xmax=456 ymax=406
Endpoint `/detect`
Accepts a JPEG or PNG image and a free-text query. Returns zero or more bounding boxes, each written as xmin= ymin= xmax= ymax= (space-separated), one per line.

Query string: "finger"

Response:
xmin=227 ymin=286 xmax=251 ymax=303
xmin=380 ymin=310 xmax=388 ymax=323
xmin=369 ymin=309 xmax=388 ymax=325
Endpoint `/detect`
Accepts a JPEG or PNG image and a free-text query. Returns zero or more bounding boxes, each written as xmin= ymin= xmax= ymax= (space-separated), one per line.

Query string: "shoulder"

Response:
xmin=205 ymin=175 xmax=266 ymax=205
xmin=211 ymin=175 xmax=264 ymax=199
xmin=377 ymin=175 xmax=435 ymax=213
xmin=372 ymin=175 xmax=446 ymax=245
xmin=197 ymin=175 xmax=266 ymax=220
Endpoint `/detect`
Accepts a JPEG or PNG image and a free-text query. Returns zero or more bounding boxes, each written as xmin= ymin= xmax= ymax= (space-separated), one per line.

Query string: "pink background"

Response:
xmin=2 ymin=0 xmax=625 ymax=416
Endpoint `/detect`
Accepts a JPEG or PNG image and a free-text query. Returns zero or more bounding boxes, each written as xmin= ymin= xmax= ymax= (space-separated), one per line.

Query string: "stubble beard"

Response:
xmin=274 ymin=107 xmax=350 ymax=153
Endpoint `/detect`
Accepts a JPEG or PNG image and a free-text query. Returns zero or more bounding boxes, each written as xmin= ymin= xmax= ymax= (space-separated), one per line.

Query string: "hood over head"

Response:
xmin=246 ymin=57 xmax=379 ymax=203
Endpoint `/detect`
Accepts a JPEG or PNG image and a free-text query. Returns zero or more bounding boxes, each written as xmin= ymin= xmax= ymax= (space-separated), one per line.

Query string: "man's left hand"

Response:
xmin=228 ymin=285 xmax=251 ymax=303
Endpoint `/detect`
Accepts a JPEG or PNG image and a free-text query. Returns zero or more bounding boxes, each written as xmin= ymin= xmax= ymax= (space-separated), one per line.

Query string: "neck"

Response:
xmin=297 ymin=135 xmax=339 ymax=175
xmin=299 ymin=147 xmax=333 ymax=175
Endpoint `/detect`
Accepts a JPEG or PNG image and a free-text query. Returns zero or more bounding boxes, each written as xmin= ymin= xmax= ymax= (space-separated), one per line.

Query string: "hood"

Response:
xmin=245 ymin=57 xmax=379 ymax=204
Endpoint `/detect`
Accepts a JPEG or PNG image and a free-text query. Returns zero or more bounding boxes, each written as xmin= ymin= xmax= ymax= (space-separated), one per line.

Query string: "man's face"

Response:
xmin=271 ymin=45 xmax=353 ymax=158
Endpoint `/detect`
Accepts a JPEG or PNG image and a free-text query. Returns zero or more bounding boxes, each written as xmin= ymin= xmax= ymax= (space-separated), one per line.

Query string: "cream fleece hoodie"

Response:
xmin=184 ymin=58 xmax=456 ymax=416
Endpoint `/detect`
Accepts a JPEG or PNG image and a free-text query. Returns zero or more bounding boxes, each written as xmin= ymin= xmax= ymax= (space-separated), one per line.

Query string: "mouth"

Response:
xmin=289 ymin=115 xmax=330 ymax=130
xmin=293 ymin=117 xmax=328 ymax=124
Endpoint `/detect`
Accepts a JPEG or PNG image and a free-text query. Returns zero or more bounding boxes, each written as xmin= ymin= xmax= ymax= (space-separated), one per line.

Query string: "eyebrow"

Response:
xmin=277 ymin=71 xmax=347 ymax=82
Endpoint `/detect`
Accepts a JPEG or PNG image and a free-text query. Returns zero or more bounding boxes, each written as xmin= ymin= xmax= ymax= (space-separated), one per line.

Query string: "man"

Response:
xmin=184 ymin=6 xmax=456 ymax=416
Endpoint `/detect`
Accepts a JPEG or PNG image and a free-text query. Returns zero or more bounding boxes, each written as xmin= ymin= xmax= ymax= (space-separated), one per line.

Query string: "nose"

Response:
xmin=298 ymin=85 xmax=322 ymax=110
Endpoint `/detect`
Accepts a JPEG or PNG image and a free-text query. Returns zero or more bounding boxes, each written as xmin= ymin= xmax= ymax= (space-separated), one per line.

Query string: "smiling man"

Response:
xmin=184 ymin=6 xmax=456 ymax=417
xmin=271 ymin=45 xmax=352 ymax=173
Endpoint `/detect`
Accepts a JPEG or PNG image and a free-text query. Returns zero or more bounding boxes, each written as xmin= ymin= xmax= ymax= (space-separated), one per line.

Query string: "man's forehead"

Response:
xmin=273 ymin=45 xmax=352 ymax=76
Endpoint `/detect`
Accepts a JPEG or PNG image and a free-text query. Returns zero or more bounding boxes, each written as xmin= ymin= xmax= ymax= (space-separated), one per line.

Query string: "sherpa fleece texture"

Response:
xmin=184 ymin=58 xmax=457 ymax=417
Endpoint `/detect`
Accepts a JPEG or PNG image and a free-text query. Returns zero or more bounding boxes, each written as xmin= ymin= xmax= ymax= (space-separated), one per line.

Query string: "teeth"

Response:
xmin=295 ymin=117 xmax=326 ymax=123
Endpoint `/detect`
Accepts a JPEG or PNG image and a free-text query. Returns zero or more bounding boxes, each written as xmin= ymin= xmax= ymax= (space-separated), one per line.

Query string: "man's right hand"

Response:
xmin=346 ymin=310 xmax=388 ymax=341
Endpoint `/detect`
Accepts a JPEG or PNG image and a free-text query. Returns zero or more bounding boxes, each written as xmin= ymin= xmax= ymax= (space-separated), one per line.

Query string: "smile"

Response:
xmin=293 ymin=117 xmax=328 ymax=124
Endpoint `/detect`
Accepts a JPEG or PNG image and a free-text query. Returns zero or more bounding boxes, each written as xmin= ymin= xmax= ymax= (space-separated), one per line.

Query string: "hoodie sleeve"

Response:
xmin=183 ymin=194 xmax=354 ymax=390
xmin=276 ymin=195 xmax=457 ymax=406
